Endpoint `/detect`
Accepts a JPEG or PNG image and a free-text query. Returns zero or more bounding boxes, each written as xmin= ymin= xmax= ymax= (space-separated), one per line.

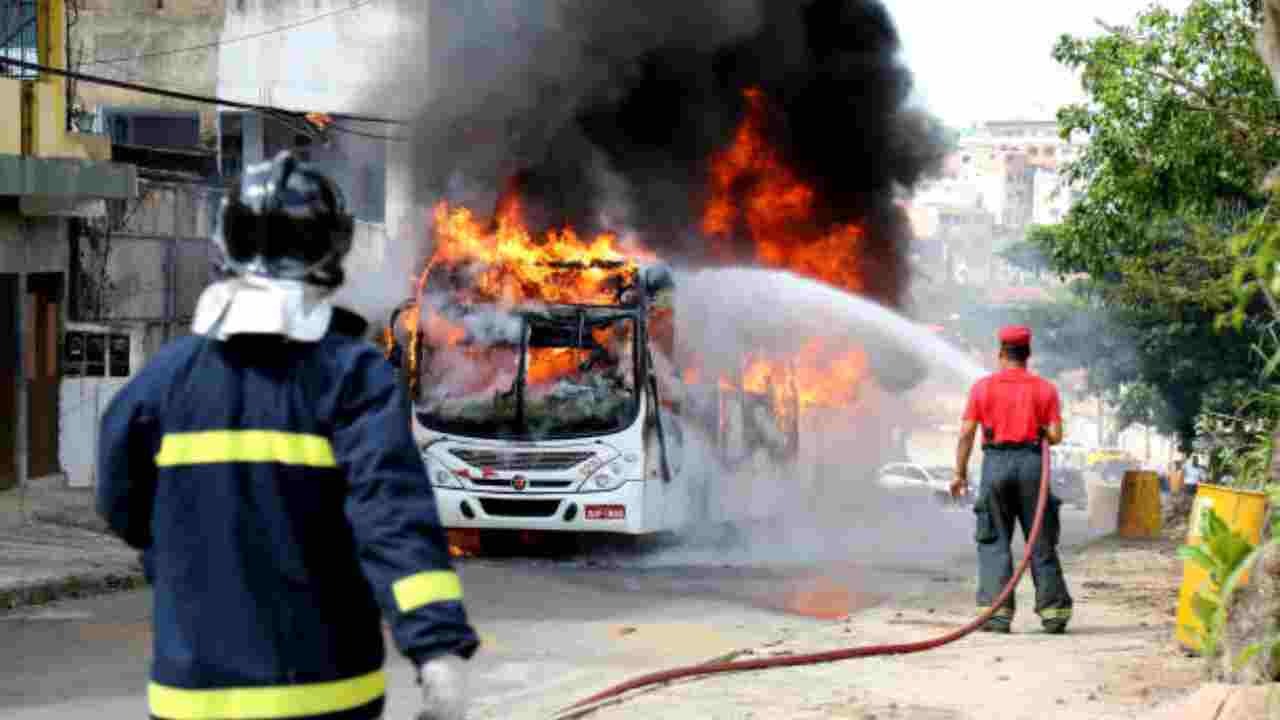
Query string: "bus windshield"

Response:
xmin=415 ymin=307 xmax=640 ymax=440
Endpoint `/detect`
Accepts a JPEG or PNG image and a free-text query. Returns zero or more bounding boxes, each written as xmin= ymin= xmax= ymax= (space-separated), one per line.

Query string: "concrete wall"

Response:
xmin=235 ymin=111 xmax=387 ymax=223
xmin=0 ymin=80 xmax=19 ymax=156
xmin=55 ymin=178 xmax=219 ymax=487
xmin=0 ymin=209 xmax=69 ymax=275
xmin=217 ymin=0 xmax=430 ymax=331
xmin=73 ymin=1 xmax=226 ymax=139
xmin=216 ymin=1 xmax=416 ymax=225
xmin=81 ymin=180 xmax=217 ymax=323
xmin=216 ymin=0 xmax=404 ymax=112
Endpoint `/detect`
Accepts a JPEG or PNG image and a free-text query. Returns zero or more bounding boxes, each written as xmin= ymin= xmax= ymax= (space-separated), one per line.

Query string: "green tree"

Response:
xmin=1049 ymin=0 xmax=1280 ymax=275
xmin=1030 ymin=0 xmax=1280 ymax=448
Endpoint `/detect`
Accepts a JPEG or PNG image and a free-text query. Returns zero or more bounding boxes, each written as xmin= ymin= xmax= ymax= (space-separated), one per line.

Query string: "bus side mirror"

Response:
xmin=641 ymin=264 xmax=675 ymax=297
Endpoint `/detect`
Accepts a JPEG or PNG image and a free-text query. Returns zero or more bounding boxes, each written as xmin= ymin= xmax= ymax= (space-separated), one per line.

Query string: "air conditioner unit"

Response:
xmin=91 ymin=107 xmax=201 ymax=149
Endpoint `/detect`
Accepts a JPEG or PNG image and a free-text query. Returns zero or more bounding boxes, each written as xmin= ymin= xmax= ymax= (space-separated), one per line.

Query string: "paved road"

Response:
xmin=0 ymin=506 xmax=1093 ymax=719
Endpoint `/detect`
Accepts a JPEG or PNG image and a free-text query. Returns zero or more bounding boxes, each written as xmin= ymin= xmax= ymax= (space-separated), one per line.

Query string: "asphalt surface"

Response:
xmin=0 ymin=506 xmax=1093 ymax=719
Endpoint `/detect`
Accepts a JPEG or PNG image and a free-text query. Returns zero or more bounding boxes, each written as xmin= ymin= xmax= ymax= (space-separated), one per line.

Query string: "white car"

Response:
xmin=876 ymin=462 xmax=973 ymax=506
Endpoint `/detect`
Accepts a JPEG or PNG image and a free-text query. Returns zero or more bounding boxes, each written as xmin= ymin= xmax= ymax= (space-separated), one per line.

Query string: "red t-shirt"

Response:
xmin=963 ymin=368 xmax=1061 ymax=444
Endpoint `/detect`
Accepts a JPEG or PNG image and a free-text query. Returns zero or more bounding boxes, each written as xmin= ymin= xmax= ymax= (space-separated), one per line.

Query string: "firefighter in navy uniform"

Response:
xmin=96 ymin=151 xmax=479 ymax=720
xmin=950 ymin=325 xmax=1073 ymax=634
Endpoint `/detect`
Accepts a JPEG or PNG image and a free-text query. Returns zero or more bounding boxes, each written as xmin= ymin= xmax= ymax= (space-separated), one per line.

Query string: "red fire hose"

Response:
xmin=558 ymin=441 xmax=1052 ymax=717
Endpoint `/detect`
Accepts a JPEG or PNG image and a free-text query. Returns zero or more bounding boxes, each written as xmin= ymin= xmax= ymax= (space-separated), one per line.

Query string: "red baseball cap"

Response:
xmin=998 ymin=325 xmax=1032 ymax=346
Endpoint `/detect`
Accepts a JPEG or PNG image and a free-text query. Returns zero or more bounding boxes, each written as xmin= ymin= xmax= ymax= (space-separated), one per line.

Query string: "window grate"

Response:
xmin=0 ymin=1 xmax=38 ymax=80
xmin=449 ymin=449 xmax=594 ymax=471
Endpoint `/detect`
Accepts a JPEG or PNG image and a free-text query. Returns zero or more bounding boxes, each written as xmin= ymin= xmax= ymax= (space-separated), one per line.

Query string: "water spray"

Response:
xmin=556 ymin=440 xmax=1052 ymax=718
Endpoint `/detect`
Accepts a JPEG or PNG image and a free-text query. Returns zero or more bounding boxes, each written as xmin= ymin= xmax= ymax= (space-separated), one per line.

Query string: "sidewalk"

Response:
xmin=0 ymin=483 xmax=143 ymax=612
xmin=550 ymin=532 xmax=1213 ymax=720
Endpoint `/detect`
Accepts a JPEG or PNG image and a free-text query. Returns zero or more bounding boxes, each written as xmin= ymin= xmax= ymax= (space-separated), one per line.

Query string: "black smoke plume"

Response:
xmin=382 ymin=0 xmax=946 ymax=307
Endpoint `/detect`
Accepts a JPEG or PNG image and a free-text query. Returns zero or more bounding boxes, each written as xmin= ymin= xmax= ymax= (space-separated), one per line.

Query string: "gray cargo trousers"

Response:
xmin=974 ymin=445 xmax=1073 ymax=631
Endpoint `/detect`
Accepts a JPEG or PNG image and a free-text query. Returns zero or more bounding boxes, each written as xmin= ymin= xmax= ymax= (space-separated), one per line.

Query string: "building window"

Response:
xmin=0 ymin=1 xmax=39 ymax=79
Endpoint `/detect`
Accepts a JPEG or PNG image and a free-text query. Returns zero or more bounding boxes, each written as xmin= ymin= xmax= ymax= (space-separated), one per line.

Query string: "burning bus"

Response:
xmin=385 ymin=199 xmax=799 ymax=536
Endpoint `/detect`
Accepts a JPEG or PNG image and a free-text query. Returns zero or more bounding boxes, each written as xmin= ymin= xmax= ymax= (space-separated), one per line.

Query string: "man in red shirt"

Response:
xmin=950 ymin=325 xmax=1073 ymax=634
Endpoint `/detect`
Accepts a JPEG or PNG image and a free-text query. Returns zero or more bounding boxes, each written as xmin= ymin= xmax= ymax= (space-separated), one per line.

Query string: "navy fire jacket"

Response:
xmin=96 ymin=308 xmax=478 ymax=720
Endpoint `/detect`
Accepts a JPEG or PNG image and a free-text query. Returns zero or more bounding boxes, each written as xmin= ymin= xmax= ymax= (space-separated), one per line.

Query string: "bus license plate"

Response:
xmin=585 ymin=504 xmax=626 ymax=520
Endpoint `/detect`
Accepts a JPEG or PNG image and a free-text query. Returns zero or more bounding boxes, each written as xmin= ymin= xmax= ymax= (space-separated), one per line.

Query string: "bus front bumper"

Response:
xmin=434 ymin=481 xmax=651 ymax=534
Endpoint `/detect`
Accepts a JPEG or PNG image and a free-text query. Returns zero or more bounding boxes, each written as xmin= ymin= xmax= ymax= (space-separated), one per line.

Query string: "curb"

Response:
xmin=29 ymin=509 xmax=109 ymax=534
xmin=0 ymin=570 xmax=148 ymax=613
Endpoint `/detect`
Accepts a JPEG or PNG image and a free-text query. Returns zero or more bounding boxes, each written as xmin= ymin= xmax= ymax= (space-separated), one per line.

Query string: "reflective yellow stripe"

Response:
xmin=148 ymin=670 xmax=384 ymax=720
xmin=978 ymin=606 xmax=1014 ymax=618
xmin=1039 ymin=607 xmax=1073 ymax=620
xmin=392 ymin=570 xmax=464 ymax=613
xmin=155 ymin=431 xmax=336 ymax=468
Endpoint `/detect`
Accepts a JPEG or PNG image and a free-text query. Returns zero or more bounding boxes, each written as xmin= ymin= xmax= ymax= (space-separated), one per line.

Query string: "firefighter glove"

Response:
xmin=417 ymin=654 xmax=469 ymax=720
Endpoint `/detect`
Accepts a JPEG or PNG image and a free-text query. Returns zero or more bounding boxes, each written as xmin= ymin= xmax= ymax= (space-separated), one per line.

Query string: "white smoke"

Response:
xmin=628 ymin=268 xmax=988 ymax=569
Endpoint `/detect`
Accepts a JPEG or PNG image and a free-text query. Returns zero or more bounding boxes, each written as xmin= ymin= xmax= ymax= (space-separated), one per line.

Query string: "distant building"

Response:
xmin=908 ymin=179 xmax=997 ymax=286
xmin=958 ymin=120 xmax=1085 ymax=173
xmin=908 ymin=118 xmax=1093 ymax=294
xmin=954 ymin=119 xmax=1088 ymax=233
xmin=216 ymin=0 xmax=425 ymax=328
xmin=973 ymin=150 xmax=1034 ymax=229
xmin=71 ymin=1 xmax=226 ymax=140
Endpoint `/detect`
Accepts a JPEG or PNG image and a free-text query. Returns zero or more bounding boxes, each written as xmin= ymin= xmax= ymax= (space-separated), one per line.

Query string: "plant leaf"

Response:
xmin=1178 ymin=544 xmax=1218 ymax=573
xmin=1234 ymin=642 xmax=1262 ymax=671
xmin=1213 ymin=544 xmax=1263 ymax=654
xmin=1193 ymin=590 xmax=1220 ymax=631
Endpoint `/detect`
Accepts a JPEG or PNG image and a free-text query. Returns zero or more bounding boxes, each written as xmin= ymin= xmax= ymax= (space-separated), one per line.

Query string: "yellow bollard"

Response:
xmin=1117 ymin=470 xmax=1162 ymax=538
xmin=1175 ymin=484 xmax=1269 ymax=652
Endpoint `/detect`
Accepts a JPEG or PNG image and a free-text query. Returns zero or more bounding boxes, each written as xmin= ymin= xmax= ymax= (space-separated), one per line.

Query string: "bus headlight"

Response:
xmin=591 ymin=470 xmax=626 ymax=492
xmin=424 ymin=453 xmax=461 ymax=489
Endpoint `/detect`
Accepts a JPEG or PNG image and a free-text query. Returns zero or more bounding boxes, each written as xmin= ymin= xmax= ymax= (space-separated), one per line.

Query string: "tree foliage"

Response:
xmin=1049 ymin=0 xmax=1280 ymax=276
xmin=1030 ymin=0 xmax=1280 ymax=448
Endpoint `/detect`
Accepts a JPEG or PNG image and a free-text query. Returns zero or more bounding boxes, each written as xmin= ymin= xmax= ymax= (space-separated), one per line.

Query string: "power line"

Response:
xmin=0 ymin=55 xmax=407 ymax=134
xmin=81 ymin=0 xmax=378 ymax=68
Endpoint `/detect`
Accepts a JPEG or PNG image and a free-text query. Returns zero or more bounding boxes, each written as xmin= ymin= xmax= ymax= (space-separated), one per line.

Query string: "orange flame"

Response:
xmin=740 ymin=341 xmax=870 ymax=411
xmin=699 ymin=88 xmax=872 ymax=410
xmin=426 ymin=197 xmax=650 ymax=307
xmin=391 ymin=87 xmax=879 ymax=415
xmin=396 ymin=195 xmax=653 ymax=391
xmin=526 ymin=347 xmax=582 ymax=386
xmin=703 ymin=88 xmax=867 ymax=295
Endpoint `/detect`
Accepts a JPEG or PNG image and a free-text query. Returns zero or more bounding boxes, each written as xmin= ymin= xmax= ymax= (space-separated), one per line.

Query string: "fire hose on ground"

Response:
xmin=556 ymin=440 xmax=1052 ymax=718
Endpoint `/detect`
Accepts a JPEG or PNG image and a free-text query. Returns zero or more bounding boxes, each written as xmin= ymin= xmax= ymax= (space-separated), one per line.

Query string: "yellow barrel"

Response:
xmin=1175 ymin=484 xmax=1269 ymax=651
xmin=1118 ymin=471 xmax=1162 ymax=538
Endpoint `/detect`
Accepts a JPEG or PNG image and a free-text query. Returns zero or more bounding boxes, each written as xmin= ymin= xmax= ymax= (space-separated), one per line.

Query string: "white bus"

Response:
xmin=394 ymin=265 xmax=798 ymax=536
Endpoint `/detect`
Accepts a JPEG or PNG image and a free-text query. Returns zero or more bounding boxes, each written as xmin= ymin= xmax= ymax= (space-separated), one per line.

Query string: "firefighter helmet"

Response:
xmin=214 ymin=151 xmax=354 ymax=288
